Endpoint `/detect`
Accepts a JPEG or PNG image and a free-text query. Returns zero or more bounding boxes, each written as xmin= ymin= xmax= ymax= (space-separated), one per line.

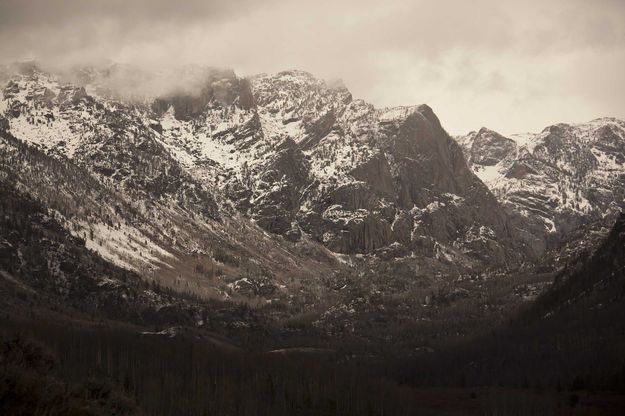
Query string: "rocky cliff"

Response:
xmin=456 ymin=119 xmax=625 ymax=257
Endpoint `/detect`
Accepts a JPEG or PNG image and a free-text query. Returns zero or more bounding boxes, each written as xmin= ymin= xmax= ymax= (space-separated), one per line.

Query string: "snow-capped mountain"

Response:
xmin=4 ymin=60 xmax=622 ymax=348
xmin=155 ymin=68 xmax=531 ymax=266
xmin=0 ymin=62 xmax=528 ymax=276
xmin=456 ymin=119 xmax=625 ymax=255
xmin=0 ymin=62 xmax=346 ymax=308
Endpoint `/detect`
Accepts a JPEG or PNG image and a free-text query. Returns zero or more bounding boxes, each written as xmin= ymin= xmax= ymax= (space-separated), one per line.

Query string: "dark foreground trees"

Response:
xmin=1 ymin=320 xmax=425 ymax=416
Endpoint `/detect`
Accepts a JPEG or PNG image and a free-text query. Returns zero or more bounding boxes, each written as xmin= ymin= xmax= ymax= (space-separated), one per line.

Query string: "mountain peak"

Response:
xmin=276 ymin=69 xmax=316 ymax=79
xmin=455 ymin=116 xmax=625 ymax=257
xmin=477 ymin=126 xmax=498 ymax=135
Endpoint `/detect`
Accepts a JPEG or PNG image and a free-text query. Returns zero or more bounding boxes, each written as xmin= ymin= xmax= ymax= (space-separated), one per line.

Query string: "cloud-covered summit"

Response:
xmin=0 ymin=0 xmax=623 ymax=134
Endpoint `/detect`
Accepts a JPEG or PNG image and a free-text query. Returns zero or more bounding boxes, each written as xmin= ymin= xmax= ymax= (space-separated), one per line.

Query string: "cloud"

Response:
xmin=0 ymin=0 xmax=623 ymax=134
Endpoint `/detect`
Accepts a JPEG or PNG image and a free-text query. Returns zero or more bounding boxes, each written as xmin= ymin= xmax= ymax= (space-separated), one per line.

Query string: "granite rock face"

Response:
xmin=0 ymin=64 xmax=544 ymax=274
xmin=4 ymin=62 xmax=625 ymax=342
xmin=456 ymin=118 xmax=625 ymax=256
xmin=457 ymin=127 xmax=517 ymax=167
xmin=217 ymin=74 xmax=524 ymax=264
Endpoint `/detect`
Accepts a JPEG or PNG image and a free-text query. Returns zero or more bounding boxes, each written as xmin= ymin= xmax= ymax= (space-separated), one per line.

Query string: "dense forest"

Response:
xmin=2 ymin=320 xmax=429 ymax=416
xmin=3 ymin=314 xmax=625 ymax=416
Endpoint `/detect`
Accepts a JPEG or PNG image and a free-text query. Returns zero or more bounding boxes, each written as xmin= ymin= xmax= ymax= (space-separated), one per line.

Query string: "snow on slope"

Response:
xmin=4 ymin=63 xmax=591 ymax=274
xmin=0 ymin=66 xmax=350 ymax=305
xmin=455 ymin=119 xmax=625 ymax=244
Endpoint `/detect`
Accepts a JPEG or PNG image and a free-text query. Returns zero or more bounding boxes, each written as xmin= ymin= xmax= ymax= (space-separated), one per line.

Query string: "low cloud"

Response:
xmin=0 ymin=0 xmax=623 ymax=134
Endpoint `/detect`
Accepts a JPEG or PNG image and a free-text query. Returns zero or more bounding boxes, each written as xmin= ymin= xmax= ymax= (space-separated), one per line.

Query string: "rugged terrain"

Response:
xmin=406 ymin=212 xmax=625 ymax=395
xmin=0 ymin=61 xmax=623 ymax=348
xmin=0 ymin=62 xmax=526 ymax=271
xmin=2 ymin=60 xmax=625 ymax=415
xmin=456 ymin=120 xmax=625 ymax=257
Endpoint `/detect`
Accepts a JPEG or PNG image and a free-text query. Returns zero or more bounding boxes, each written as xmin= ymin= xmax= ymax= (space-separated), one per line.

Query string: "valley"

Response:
xmin=1 ymin=61 xmax=624 ymax=415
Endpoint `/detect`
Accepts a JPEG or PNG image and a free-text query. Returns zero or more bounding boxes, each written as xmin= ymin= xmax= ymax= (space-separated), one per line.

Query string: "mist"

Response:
xmin=1 ymin=0 xmax=624 ymax=134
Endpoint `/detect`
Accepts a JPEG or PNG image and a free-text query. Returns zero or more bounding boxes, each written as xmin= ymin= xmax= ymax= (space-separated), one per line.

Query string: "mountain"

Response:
xmin=244 ymin=72 xmax=522 ymax=266
xmin=0 ymin=179 xmax=428 ymax=415
xmin=2 ymin=60 xmax=623 ymax=343
xmin=405 ymin=213 xmax=625 ymax=397
xmin=0 ymin=63 xmax=346 ymax=308
xmin=0 ymin=179 xmax=269 ymax=340
xmin=0 ymin=62 xmax=534 ymax=294
xmin=456 ymin=120 xmax=625 ymax=258
xmin=0 ymin=61 xmax=560 ymax=352
xmin=3 ymin=61 xmax=625 ymax=415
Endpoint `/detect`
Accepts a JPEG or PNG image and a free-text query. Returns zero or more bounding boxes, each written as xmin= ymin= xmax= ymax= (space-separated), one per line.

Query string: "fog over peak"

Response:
xmin=1 ymin=0 xmax=624 ymax=134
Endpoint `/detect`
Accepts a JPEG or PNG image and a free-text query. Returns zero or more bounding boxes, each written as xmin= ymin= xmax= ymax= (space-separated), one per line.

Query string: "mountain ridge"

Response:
xmin=2 ymin=61 xmax=624 ymax=350
xmin=0 ymin=62 xmax=528 ymax=269
xmin=455 ymin=117 xmax=625 ymax=258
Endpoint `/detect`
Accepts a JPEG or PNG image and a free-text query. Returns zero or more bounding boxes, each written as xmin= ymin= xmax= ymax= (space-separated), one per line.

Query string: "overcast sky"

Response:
xmin=1 ymin=0 xmax=623 ymax=134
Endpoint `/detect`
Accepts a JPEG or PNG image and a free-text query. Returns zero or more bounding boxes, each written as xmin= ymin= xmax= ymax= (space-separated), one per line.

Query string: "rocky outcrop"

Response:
xmin=227 ymin=78 xmax=524 ymax=264
xmin=0 ymin=65 xmax=532 ymax=270
xmin=350 ymin=153 xmax=394 ymax=197
xmin=300 ymin=111 xmax=337 ymax=149
xmin=455 ymin=118 xmax=625 ymax=258
xmin=323 ymin=211 xmax=392 ymax=253
xmin=458 ymin=127 xmax=516 ymax=167
xmin=250 ymin=139 xmax=311 ymax=234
